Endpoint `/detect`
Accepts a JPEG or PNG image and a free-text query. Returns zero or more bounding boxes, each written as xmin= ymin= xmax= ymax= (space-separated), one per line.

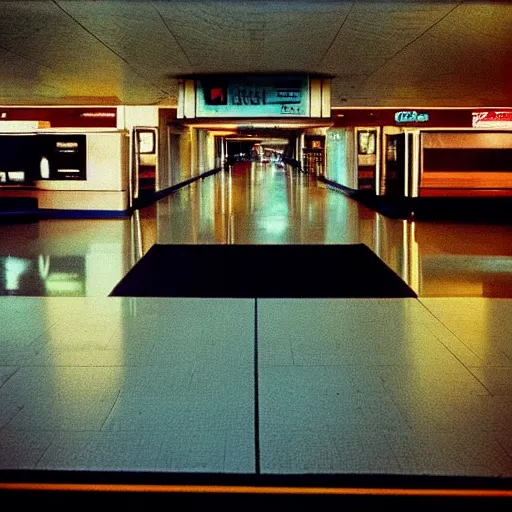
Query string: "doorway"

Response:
xmin=384 ymin=133 xmax=405 ymax=196
xmin=131 ymin=127 xmax=158 ymax=206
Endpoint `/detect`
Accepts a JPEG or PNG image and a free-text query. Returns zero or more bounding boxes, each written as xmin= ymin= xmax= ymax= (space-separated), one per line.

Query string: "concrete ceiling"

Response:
xmin=0 ymin=1 xmax=510 ymax=107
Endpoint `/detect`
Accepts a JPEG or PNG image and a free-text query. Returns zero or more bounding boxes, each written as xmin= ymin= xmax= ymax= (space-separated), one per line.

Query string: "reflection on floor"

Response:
xmin=0 ymin=218 xmax=135 ymax=297
xmin=1 ymin=163 xmax=511 ymax=298
xmin=0 ymin=163 xmax=511 ymax=486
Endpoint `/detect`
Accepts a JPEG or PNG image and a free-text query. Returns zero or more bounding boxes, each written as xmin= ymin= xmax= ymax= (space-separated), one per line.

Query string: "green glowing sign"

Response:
xmin=395 ymin=111 xmax=429 ymax=123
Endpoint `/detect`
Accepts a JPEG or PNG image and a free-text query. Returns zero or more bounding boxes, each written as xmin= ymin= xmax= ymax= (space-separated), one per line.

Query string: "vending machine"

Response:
xmin=38 ymin=134 xmax=87 ymax=180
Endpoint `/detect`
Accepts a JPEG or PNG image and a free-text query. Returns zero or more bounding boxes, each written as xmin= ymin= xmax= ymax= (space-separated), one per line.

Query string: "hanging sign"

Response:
xmin=196 ymin=76 xmax=310 ymax=118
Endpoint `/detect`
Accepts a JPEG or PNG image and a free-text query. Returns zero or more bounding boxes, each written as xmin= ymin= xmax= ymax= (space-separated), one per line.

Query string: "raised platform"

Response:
xmin=109 ymin=244 xmax=417 ymax=298
xmin=321 ymin=178 xmax=512 ymax=223
xmin=0 ymin=196 xmax=39 ymax=222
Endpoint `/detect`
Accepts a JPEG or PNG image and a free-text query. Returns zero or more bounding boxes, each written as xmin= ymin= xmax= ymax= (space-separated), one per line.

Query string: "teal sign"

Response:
xmin=395 ymin=111 xmax=429 ymax=123
xmin=196 ymin=76 xmax=309 ymax=118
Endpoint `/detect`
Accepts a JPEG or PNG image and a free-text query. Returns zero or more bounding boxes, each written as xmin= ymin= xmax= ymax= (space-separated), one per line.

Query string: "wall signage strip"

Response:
xmin=395 ymin=111 xmax=429 ymax=123
xmin=472 ymin=111 xmax=512 ymax=129
xmin=0 ymin=108 xmax=117 ymax=128
xmin=195 ymin=76 xmax=310 ymax=118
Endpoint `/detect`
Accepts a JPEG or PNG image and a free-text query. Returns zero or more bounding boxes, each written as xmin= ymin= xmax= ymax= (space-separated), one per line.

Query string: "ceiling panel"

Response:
xmin=320 ymin=2 xmax=459 ymax=72
xmin=0 ymin=1 xmax=510 ymax=107
xmin=355 ymin=3 xmax=512 ymax=106
xmin=154 ymin=1 xmax=351 ymax=72
xmin=58 ymin=1 xmax=191 ymax=81
xmin=0 ymin=1 xmax=172 ymax=104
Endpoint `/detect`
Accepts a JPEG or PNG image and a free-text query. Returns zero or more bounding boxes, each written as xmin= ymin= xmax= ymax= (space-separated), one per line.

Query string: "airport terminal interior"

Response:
xmin=1 ymin=0 xmax=512 ymax=505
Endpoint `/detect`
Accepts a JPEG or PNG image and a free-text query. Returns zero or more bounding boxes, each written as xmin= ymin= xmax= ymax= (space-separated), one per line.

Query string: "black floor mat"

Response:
xmin=109 ymin=244 xmax=417 ymax=298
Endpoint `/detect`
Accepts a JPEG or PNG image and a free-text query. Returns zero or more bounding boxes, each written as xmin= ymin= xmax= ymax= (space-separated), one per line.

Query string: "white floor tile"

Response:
xmin=151 ymin=429 xmax=228 ymax=473
xmin=0 ymin=367 xmax=18 ymax=388
xmin=0 ymin=366 xmax=124 ymax=431
xmin=420 ymin=299 xmax=512 ymax=366
xmin=258 ymin=298 xmax=512 ymax=475
xmin=35 ymin=428 xmax=252 ymax=473
xmin=0 ymin=430 xmax=55 ymax=470
xmin=35 ymin=431 xmax=153 ymax=471
xmin=467 ymin=367 xmax=512 ymax=396
xmin=385 ymin=430 xmax=512 ymax=477
xmin=102 ymin=387 xmax=253 ymax=432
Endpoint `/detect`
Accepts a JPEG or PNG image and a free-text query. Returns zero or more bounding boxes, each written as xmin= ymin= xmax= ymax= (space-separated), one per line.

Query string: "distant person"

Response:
xmin=224 ymin=155 xmax=234 ymax=171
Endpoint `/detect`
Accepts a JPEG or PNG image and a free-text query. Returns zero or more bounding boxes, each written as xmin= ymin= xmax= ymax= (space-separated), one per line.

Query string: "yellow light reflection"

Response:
xmin=4 ymin=256 xmax=29 ymax=291
xmin=40 ymin=298 xmax=124 ymax=428
xmin=208 ymin=130 xmax=238 ymax=136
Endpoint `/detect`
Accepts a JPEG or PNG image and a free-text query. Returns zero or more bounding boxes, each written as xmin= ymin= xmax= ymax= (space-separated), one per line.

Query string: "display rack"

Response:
xmin=303 ymin=148 xmax=324 ymax=175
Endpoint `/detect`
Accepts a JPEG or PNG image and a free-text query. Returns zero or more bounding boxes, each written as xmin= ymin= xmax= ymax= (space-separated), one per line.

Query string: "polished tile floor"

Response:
xmin=1 ymin=163 xmax=512 ymax=480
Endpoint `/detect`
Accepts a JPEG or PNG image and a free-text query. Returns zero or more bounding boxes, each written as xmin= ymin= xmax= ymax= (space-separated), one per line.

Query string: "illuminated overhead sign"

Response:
xmin=79 ymin=112 xmax=116 ymax=118
xmin=395 ymin=111 xmax=429 ymax=123
xmin=196 ymin=76 xmax=310 ymax=118
xmin=56 ymin=142 xmax=78 ymax=149
xmin=472 ymin=111 xmax=512 ymax=129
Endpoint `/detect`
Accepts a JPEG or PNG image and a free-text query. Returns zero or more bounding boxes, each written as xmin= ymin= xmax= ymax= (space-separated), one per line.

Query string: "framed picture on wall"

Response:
xmin=358 ymin=130 xmax=376 ymax=155
xmin=137 ymin=130 xmax=156 ymax=154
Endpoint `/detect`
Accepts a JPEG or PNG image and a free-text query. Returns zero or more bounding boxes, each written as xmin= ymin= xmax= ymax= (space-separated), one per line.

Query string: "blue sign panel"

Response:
xmin=196 ymin=76 xmax=310 ymax=118
xmin=395 ymin=111 xmax=429 ymax=123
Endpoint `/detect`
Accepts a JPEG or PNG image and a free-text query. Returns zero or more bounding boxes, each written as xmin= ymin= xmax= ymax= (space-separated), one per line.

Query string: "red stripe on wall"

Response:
xmin=0 ymin=108 xmax=117 ymax=128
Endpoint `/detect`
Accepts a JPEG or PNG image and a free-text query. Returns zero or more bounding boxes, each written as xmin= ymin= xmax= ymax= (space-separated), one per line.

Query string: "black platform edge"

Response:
xmin=0 ymin=197 xmax=38 ymax=209
xmin=0 ymin=211 xmax=39 ymax=223
xmin=0 ymin=197 xmax=39 ymax=223
xmin=40 ymin=209 xmax=129 ymax=219
xmin=319 ymin=177 xmax=413 ymax=220
xmin=2 ymin=469 xmax=511 ymax=490
xmin=320 ymin=177 xmax=512 ymax=224
xmin=0 ymin=168 xmax=222 ymax=222
xmin=0 ymin=209 xmax=130 ymax=221
xmin=131 ymin=166 xmax=222 ymax=211
xmin=2 ymin=471 xmax=511 ymax=508
xmin=109 ymin=243 xmax=417 ymax=298
xmin=410 ymin=196 xmax=512 ymax=224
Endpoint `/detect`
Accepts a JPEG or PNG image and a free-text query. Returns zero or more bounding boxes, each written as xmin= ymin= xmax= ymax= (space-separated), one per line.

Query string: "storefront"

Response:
xmin=324 ymin=109 xmax=512 ymax=199
xmin=0 ymin=107 xmax=129 ymax=215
